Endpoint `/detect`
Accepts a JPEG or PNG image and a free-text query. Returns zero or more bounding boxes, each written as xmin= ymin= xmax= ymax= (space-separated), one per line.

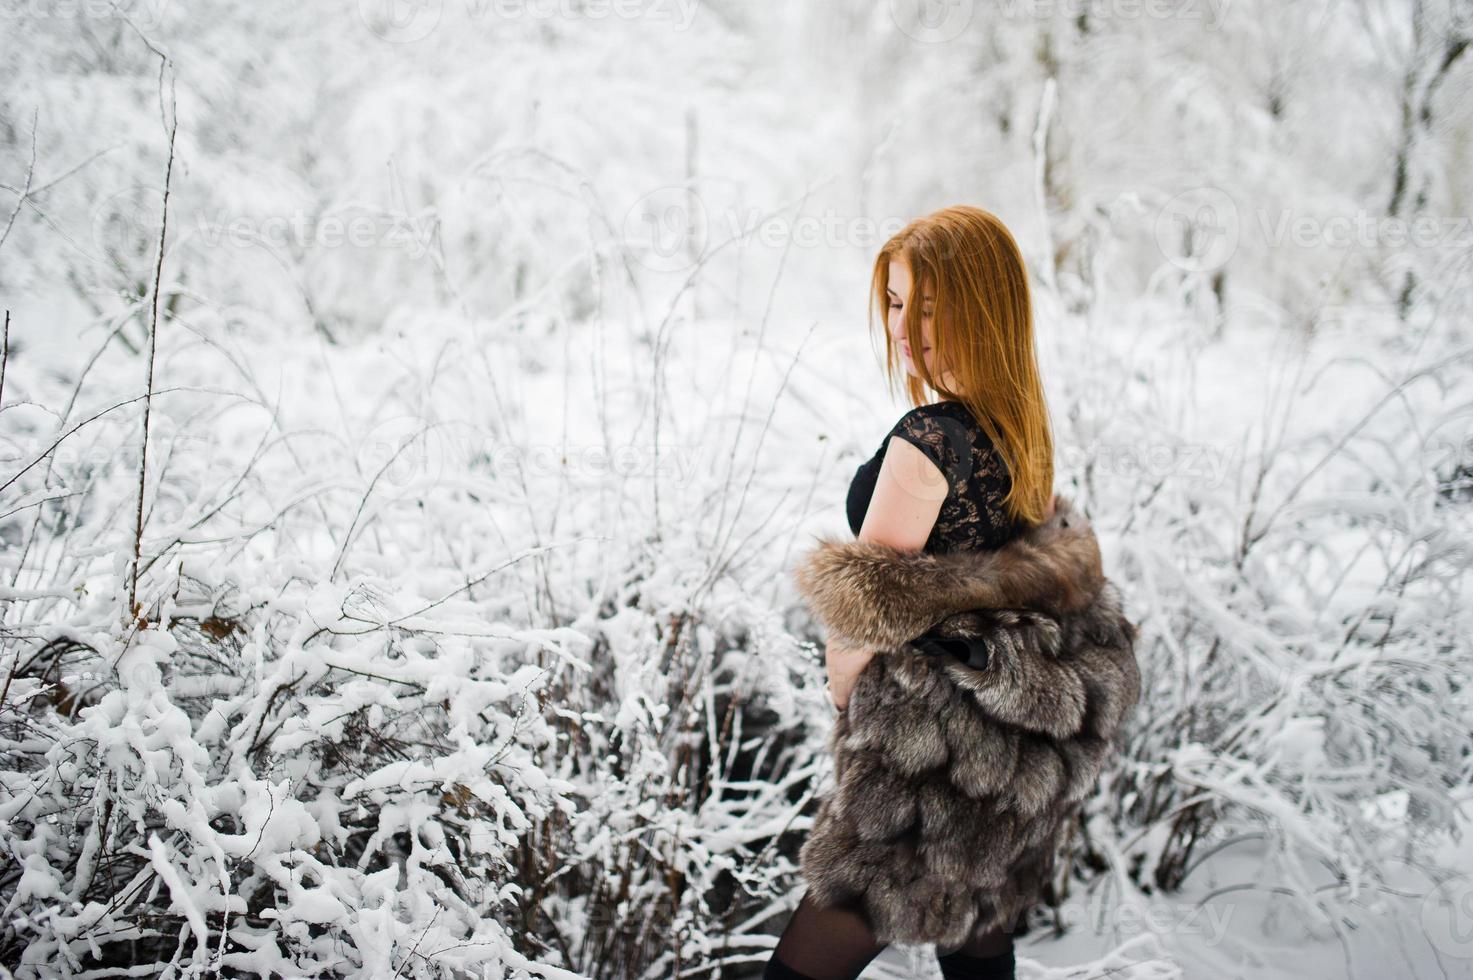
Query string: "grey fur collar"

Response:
xmin=794 ymin=493 xmax=1109 ymax=652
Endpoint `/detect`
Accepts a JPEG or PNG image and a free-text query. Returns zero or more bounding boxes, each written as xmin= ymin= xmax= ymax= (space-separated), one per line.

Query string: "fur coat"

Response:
xmin=790 ymin=494 xmax=1142 ymax=949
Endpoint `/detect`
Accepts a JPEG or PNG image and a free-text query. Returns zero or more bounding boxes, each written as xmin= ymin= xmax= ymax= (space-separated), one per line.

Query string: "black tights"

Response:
xmin=762 ymin=890 xmax=1018 ymax=980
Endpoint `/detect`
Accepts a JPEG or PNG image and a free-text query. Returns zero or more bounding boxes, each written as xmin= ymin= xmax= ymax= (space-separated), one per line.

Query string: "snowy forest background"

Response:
xmin=2 ymin=0 xmax=1472 ymax=977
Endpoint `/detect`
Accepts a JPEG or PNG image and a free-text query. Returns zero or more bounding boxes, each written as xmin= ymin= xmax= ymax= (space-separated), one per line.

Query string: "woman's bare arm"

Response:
xmin=857 ymin=435 xmax=948 ymax=549
xmin=826 ymin=437 xmax=947 ymax=710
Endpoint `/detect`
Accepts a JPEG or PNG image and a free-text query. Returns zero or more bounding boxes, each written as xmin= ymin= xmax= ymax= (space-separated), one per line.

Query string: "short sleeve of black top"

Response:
xmin=845 ymin=401 xmax=1022 ymax=554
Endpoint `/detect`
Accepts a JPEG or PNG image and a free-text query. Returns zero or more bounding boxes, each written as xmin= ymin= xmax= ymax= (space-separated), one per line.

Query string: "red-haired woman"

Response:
xmin=764 ymin=206 xmax=1140 ymax=980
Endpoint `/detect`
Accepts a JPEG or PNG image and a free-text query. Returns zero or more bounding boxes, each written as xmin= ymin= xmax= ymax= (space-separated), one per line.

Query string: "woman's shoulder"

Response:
xmin=889 ymin=401 xmax=991 ymax=451
xmin=884 ymin=402 xmax=976 ymax=477
xmin=890 ymin=399 xmax=961 ymax=429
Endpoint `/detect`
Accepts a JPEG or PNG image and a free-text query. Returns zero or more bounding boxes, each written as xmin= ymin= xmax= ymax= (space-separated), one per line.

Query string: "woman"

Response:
xmin=763 ymin=206 xmax=1140 ymax=980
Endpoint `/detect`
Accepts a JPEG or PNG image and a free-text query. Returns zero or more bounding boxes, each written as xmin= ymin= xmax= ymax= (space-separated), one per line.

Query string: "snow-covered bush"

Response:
xmin=0 ymin=298 xmax=836 ymax=977
xmin=1042 ymin=300 xmax=1473 ymax=917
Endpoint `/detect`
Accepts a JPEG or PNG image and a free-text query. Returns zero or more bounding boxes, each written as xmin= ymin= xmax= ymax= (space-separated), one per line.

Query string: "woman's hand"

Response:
xmin=824 ymin=637 xmax=876 ymax=712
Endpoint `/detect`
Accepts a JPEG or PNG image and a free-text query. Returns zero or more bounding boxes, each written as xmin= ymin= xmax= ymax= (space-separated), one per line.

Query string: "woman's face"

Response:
xmin=886 ymin=258 xmax=936 ymax=379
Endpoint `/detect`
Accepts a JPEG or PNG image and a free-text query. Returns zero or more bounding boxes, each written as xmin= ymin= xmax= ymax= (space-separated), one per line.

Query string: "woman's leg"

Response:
xmin=933 ymin=911 xmax=1020 ymax=980
xmin=762 ymin=890 xmax=889 ymax=980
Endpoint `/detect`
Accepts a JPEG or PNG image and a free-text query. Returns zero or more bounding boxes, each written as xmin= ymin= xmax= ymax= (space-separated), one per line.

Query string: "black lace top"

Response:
xmin=846 ymin=400 xmax=1022 ymax=554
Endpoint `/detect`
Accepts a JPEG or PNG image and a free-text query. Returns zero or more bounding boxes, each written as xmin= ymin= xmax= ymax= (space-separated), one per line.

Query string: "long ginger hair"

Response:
xmin=870 ymin=204 xmax=1055 ymax=527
